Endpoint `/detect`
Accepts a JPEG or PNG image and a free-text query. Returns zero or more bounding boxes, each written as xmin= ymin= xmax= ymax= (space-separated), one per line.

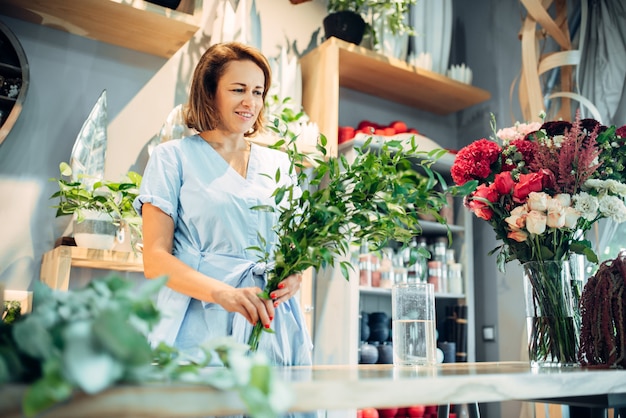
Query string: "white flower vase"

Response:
xmin=73 ymin=210 xmax=117 ymax=250
xmin=372 ymin=12 xmax=409 ymax=61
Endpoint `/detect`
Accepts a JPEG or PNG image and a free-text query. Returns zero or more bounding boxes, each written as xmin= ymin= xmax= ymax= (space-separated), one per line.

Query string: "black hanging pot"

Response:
xmin=323 ymin=10 xmax=366 ymax=45
xmin=145 ymin=0 xmax=182 ymax=10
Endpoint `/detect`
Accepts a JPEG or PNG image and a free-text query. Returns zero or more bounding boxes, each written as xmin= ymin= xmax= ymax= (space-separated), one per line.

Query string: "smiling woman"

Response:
xmin=135 ymin=42 xmax=313 ymax=367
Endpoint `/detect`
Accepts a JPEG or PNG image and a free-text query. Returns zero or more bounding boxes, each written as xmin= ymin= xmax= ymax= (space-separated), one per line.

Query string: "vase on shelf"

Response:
xmin=73 ymin=210 xmax=117 ymax=250
xmin=522 ymin=260 xmax=579 ymax=367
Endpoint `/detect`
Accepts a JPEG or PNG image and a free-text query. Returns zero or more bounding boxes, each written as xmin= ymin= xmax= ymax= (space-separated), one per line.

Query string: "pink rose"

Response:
xmin=508 ymin=230 xmax=528 ymax=242
xmin=494 ymin=171 xmax=515 ymax=195
xmin=513 ymin=172 xmax=544 ymax=203
xmin=469 ymin=184 xmax=498 ymax=221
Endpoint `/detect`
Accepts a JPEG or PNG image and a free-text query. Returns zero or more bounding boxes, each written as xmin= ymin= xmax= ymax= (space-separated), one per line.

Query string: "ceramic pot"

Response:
xmin=377 ymin=342 xmax=394 ymax=364
xmin=145 ymin=0 xmax=182 ymax=10
xmin=73 ymin=210 xmax=117 ymax=250
xmin=323 ymin=11 xmax=366 ymax=45
xmin=359 ymin=342 xmax=379 ymax=364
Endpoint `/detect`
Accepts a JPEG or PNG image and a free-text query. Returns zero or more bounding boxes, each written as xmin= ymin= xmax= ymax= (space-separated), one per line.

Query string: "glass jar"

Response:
xmin=427 ymin=260 xmax=444 ymax=292
xmin=448 ymin=263 xmax=464 ymax=294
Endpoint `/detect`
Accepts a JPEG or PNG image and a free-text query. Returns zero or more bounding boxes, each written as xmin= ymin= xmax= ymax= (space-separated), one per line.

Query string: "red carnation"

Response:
xmin=511 ymin=138 xmax=537 ymax=165
xmin=616 ymin=125 xmax=626 ymax=138
xmin=451 ymin=139 xmax=502 ymax=185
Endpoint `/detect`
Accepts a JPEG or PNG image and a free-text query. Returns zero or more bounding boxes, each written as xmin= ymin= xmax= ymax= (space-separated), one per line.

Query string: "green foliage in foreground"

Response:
xmin=0 ymin=276 xmax=291 ymax=418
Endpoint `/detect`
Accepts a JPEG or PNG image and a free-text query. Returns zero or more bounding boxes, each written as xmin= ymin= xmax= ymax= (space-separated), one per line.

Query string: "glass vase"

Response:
xmin=522 ymin=260 xmax=579 ymax=367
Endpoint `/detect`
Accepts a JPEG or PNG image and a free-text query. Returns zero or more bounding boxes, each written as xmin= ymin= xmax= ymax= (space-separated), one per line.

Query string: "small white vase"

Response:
xmin=73 ymin=210 xmax=117 ymax=250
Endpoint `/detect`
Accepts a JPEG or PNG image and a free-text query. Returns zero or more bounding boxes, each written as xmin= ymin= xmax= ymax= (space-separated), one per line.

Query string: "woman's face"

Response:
xmin=214 ymin=59 xmax=265 ymax=136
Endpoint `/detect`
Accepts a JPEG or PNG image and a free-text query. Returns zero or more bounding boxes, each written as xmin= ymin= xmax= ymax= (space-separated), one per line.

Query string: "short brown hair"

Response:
xmin=184 ymin=42 xmax=272 ymax=137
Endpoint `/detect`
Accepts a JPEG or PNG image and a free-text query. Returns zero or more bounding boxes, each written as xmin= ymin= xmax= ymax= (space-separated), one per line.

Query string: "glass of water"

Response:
xmin=391 ymin=282 xmax=436 ymax=366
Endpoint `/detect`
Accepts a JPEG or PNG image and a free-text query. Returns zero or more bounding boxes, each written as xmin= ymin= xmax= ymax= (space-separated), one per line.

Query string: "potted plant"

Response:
xmin=50 ymin=162 xmax=143 ymax=251
xmin=325 ymin=0 xmax=416 ymax=48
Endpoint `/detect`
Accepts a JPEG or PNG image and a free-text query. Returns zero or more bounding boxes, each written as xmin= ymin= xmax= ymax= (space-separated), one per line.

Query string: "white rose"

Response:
xmin=511 ymin=204 xmax=528 ymax=216
xmin=526 ymin=210 xmax=547 ymax=235
xmin=546 ymin=206 xmax=565 ymax=228
xmin=563 ymin=206 xmax=580 ymax=228
xmin=555 ymin=193 xmax=572 ymax=207
xmin=527 ymin=192 xmax=549 ymax=212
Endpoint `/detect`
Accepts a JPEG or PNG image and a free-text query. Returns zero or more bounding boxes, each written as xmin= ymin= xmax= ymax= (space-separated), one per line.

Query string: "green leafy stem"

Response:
xmin=247 ymin=133 xmax=477 ymax=351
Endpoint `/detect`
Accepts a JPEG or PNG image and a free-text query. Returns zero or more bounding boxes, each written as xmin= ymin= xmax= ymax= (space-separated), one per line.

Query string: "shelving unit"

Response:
xmin=300 ymin=38 xmax=486 ymax=366
xmin=40 ymin=246 xmax=143 ymax=291
xmin=299 ymin=37 xmax=491 ymax=157
xmin=0 ymin=0 xmax=203 ymax=58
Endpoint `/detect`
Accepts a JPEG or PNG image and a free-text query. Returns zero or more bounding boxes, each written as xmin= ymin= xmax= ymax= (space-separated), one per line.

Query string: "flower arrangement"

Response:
xmin=247 ymin=135 xmax=474 ymax=350
xmin=451 ymin=113 xmax=626 ymax=271
xmin=451 ymin=112 xmax=626 ymax=365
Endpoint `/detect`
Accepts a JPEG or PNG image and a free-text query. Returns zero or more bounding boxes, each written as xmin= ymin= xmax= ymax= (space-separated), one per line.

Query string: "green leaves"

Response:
xmin=2 ymin=276 xmax=291 ymax=418
xmin=248 ymin=134 xmax=470 ymax=351
xmin=49 ymin=162 xmax=143 ymax=242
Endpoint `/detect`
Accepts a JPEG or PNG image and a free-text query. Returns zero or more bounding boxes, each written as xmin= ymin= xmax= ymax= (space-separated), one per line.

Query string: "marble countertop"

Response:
xmin=2 ymin=362 xmax=626 ymax=417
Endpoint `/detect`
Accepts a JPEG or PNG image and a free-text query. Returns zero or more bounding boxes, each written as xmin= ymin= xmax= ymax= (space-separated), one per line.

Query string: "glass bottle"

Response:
xmin=415 ymin=237 xmax=430 ymax=283
xmin=359 ymin=242 xmax=373 ymax=287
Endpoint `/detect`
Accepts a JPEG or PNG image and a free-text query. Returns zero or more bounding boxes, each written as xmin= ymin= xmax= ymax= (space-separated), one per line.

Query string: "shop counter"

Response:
xmin=1 ymin=362 xmax=626 ymax=417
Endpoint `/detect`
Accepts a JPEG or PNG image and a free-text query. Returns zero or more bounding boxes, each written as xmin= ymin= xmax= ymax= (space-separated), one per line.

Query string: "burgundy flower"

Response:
xmin=451 ymin=139 xmax=501 ymax=185
xmin=616 ymin=125 xmax=626 ymax=138
xmin=541 ymin=120 xmax=572 ymax=136
xmin=580 ymin=118 xmax=607 ymax=135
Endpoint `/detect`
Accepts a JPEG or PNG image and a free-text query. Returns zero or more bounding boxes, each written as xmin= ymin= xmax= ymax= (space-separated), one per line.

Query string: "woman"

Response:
xmin=134 ymin=42 xmax=312 ymax=366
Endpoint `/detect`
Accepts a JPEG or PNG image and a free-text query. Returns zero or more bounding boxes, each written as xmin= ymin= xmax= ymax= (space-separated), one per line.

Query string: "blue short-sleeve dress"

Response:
xmin=134 ymin=134 xmax=313 ymax=366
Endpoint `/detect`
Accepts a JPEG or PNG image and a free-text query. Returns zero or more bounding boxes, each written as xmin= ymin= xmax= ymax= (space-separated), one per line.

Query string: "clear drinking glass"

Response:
xmin=391 ymin=282 xmax=436 ymax=366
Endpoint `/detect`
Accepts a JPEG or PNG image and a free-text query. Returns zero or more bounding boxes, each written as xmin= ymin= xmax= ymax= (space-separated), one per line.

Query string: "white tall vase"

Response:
xmin=73 ymin=210 xmax=117 ymax=250
xmin=410 ymin=0 xmax=453 ymax=74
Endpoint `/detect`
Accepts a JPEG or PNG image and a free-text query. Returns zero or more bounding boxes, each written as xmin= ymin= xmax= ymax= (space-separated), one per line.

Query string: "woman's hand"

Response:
xmin=269 ymin=273 xmax=303 ymax=307
xmin=214 ymin=286 xmax=275 ymax=328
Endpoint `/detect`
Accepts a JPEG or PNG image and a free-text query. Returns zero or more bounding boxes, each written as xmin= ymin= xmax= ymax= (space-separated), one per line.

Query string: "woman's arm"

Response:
xmin=141 ymin=203 xmax=274 ymax=327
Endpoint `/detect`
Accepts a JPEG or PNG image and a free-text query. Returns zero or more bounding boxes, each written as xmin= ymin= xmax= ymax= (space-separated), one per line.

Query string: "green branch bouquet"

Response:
xmin=247 ymin=133 xmax=477 ymax=350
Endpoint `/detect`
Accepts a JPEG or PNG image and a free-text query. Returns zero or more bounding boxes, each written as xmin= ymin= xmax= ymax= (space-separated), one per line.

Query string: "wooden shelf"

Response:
xmin=0 ymin=0 xmax=202 ymax=58
xmin=299 ymin=37 xmax=491 ymax=156
xmin=359 ymin=286 xmax=464 ymax=299
xmin=40 ymin=246 xmax=143 ymax=290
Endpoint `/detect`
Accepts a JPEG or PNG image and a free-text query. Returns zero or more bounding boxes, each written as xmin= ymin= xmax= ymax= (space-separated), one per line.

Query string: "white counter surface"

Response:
xmin=2 ymin=362 xmax=626 ymax=417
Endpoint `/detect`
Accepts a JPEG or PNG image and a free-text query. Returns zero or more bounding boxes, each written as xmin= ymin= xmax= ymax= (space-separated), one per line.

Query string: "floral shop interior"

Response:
xmin=1 ymin=1 xmax=626 ymax=418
